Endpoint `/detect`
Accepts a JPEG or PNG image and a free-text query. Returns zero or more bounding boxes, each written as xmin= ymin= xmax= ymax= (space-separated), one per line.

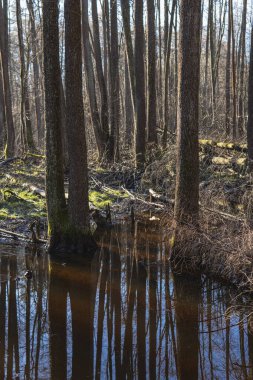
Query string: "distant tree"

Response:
xmin=135 ymin=0 xmax=146 ymax=166
xmin=174 ymin=0 xmax=201 ymax=225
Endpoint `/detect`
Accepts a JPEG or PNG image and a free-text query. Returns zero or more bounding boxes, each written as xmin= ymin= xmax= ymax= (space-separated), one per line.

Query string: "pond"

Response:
xmin=0 ymin=223 xmax=252 ymax=379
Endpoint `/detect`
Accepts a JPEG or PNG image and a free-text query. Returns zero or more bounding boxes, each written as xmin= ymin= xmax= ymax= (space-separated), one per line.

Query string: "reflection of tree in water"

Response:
xmin=0 ymin=226 xmax=253 ymax=379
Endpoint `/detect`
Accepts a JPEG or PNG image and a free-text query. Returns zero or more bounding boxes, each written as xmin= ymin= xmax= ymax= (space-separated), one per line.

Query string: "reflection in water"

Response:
xmin=0 ymin=224 xmax=252 ymax=379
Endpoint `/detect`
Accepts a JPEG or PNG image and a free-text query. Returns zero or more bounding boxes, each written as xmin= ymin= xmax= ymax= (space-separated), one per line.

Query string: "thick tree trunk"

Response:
xmin=0 ymin=0 xmax=15 ymax=157
xmin=43 ymin=0 xmax=68 ymax=252
xmin=147 ymin=0 xmax=157 ymax=144
xmin=65 ymin=0 xmax=95 ymax=252
xmin=174 ymin=0 xmax=201 ymax=225
xmin=135 ymin=0 xmax=146 ymax=166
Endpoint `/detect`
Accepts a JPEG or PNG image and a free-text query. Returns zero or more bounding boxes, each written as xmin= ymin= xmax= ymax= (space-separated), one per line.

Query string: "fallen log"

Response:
xmin=0 ymin=228 xmax=46 ymax=244
xmin=148 ymin=188 xmax=245 ymax=222
xmin=199 ymin=139 xmax=247 ymax=153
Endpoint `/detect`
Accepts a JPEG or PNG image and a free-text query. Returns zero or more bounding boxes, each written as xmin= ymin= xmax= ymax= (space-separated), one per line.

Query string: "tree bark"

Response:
xmin=109 ymin=0 xmax=120 ymax=161
xmin=0 ymin=0 xmax=15 ymax=157
xmin=26 ymin=0 xmax=43 ymax=145
xmin=43 ymin=0 xmax=67 ymax=251
xmin=16 ymin=0 xmax=35 ymax=151
xmin=135 ymin=0 xmax=146 ymax=166
xmin=147 ymin=0 xmax=157 ymax=144
xmin=65 ymin=0 xmax=95 ymax=251
xmin=91 ymin=0 xmax=110 ymax=159
xmin=247 ymin=26 xmax=253 ymax=171
xmin=174 ymin=0 xmax=201 ymax=225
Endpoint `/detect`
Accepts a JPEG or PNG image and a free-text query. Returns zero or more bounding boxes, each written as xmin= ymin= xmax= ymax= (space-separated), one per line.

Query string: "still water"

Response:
xmin=0 ymin=223 xmax=252 ymax=380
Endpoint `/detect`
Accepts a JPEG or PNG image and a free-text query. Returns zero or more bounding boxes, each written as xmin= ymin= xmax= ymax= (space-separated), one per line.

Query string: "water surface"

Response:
xmin=0 ymin=223 xmax=252 ymax=379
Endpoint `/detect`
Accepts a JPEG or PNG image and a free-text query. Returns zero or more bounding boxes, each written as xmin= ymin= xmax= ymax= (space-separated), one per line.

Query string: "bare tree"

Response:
xmin=174 ymin=0 xmax=201 ymax=224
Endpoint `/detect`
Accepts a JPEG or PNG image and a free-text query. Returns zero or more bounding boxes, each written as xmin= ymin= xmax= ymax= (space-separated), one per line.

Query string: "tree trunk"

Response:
xmin=225 ymin=0 xmax=232 ymax=138
xmin=16 ymin=0 xmax=35 ymax=151
xmin=65 ymin=0 xmax=95 ymax=250
xmin=147 ymin=0 xmax=157 ymax=144
xmin=247 ymin=26 xmax=253 ymax=171
xmin=0 ymin=0 xmax=15 ymax=157
xmin=135 ymin=0 xmax=146 ymax=166
xmin=0 ymin=62 xmax=5 ymax=149
xmin=174 ymin=0 xmax=201 ymax=225
xmin=26 ymin=0 xmax=43 ymax=145
xmin=163 ymin=0 xmax=177 ymax=147
xmin=42 ymin=0 xmax=67 ymax=252
xmin=82 ymin=0 xmax=105 ymax=159
xmin=91 ymin=0 xmax=110 ymax=159
xmin=120 ymin=0 xmax=136 ymax=114
xmin=238 ymin=0 xmax=247 ymax=136
xmin=108 ymin=0 xmax=120 ymax=161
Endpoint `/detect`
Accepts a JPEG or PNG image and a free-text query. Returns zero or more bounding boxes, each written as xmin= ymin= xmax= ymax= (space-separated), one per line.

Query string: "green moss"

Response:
xmin=89 ymin=188 xmax=128 ymax=208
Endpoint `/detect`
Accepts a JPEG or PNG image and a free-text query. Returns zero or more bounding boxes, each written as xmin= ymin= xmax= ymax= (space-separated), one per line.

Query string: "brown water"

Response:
xmin=0 ymin=223 xmax=252 ymax=380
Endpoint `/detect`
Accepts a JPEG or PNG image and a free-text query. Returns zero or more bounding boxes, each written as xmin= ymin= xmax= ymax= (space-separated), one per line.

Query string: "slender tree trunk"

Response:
xmin=225 ymin=0 xmax=232 ymax=138
xmin=147 ymin=0 xmax=157 ymax=144
xmin=174 ymin=0 xmax=201 ymax=225
xmin=91 ymin=0 xmax=110 ymax=158
xmin=120 ymin=0 xmax=136 ymax=112
xmin=230 ymin=0 xmax=237 ymax=140
xmin=26 ymin=0 xmax=43 ymax=145
xmin=238 ymin=0 xmax=247 ymax=136
xmin=163 ymin=0 xmax=177 ymax=146
xmin=109 ymin=0 xmax=120 ymax=161
xmin=16 ymin=0 xmax=35 ymax=151
xmin=0 ymin=63 xmax=5 ymax=149
xmin=135 ymin=0 xmax=146 ymax=166
xmin=124 ymin=53 xmax=133 ymax=146
xmin=82 ymin=0 xmax=105 ymax=159
xmin=247 ymin=26 xmax=253 ymax=172
xmin=0 ymin=0 xmax=15 ymax=157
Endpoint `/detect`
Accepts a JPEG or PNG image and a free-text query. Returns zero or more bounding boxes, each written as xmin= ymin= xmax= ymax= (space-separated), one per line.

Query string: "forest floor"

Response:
xmin=0 ymin=141 xmax=253 ymax=292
